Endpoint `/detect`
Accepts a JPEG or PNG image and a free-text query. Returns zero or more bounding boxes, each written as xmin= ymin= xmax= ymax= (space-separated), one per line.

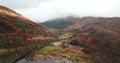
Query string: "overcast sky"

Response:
xmin=0 ymin=0 xmax=120 ymax=22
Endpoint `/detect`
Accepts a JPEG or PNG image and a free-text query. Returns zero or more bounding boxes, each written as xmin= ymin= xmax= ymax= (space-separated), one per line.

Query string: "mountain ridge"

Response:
xmin=0 ymin=6 xmax=52 ymax=63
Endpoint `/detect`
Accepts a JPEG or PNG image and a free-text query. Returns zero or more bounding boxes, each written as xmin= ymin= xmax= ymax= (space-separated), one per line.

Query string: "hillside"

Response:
xmin=0 ymin=6 xmax=52 ymax=63
xmin=64 ymin=17 xmax=120 ymax=63
xmin=40 ymin=16 xmax=80 ymax=30
xmin=64 ymin=17 xmax=120 ymax=33
xmin=1 ymin=6 xmax=120 ymax=63
xmin=40 ymin=16 xmax=120 ymax=63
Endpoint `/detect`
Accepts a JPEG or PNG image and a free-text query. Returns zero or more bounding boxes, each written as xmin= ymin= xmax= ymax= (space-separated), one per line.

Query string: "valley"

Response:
xmin=0 ymin=6 xmax=120 ymax=63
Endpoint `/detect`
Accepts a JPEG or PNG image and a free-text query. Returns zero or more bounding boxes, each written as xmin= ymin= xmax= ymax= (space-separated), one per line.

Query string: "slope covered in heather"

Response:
xmin=64 ymin=17 xmax=120 ymax=63
xmin=41 ymin=16 xmax=120 ymax=63
xmin=0 ymin=6 xmax=52 ymax=63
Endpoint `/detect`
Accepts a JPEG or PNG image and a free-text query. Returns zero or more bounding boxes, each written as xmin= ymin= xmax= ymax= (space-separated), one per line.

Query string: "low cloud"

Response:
xmin=0 ymin=0 xmax=120 ymax=22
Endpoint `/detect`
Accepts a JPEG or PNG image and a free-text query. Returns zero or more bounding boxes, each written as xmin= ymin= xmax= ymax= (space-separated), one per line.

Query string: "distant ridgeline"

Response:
xmin=40 ymin=17 xmax=80 ymax=30
xmin=40 ymin=20 xmax=72 ymax=30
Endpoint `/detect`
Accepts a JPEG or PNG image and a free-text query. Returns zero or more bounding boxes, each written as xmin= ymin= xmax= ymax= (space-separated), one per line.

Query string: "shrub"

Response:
xmin=0 ymin=27 xmax=4 ymax=32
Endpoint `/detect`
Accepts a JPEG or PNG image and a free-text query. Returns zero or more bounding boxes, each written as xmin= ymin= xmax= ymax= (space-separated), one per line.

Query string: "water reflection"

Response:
xmin=16 ymin=58 xmax=73 ymax=63
xmin=16 ymin=44 xmax=79 ymax=63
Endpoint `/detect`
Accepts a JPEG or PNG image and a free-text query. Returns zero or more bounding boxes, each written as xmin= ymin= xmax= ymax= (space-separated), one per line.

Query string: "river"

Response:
xmin=16 ymin=58 xmax=72 ymax=63
xmin=16 ymin=43 xmax=83 ymax=63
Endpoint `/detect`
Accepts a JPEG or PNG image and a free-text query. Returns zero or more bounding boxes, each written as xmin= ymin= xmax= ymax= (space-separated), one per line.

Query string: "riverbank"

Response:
xmin=16 ymin=41 xmax=93 ymax=63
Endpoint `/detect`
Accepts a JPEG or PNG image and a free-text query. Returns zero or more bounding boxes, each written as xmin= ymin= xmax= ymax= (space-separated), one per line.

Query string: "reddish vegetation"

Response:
xmin=44 ymin=16 xmax=120 ymax=63
xmin=1 ymin=6 xmax=120 ymax=63
xmin=0 ymin=6 xmax=52 ymax=40
xmin=63 ymin=17 xmax=120 ymax=63
xmin=0 ymin=6 xmax=53 ymax=63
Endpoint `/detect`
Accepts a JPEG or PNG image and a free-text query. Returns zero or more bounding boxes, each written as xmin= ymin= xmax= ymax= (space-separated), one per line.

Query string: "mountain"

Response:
xmin=0 ymin=6 xmax=51 ymax=63
xmin=65 ymin=17 xmax=120 ymax=63
xmin=41 ymin=16 xmax=120 ymax=63
xmin=40 ymin=16 xmax=80 ymax=30
xmin=64 ymin=17 xmax=120 ymax=33
xmin=1 ymin=6 xmax=120 ymax=63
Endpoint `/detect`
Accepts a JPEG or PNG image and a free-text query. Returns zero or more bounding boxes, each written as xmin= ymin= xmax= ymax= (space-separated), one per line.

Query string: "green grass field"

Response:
xmin=35 ymin=46 xmax=61 ymax=55
xmin=58 ymin=34 xmax=72 ymax=40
